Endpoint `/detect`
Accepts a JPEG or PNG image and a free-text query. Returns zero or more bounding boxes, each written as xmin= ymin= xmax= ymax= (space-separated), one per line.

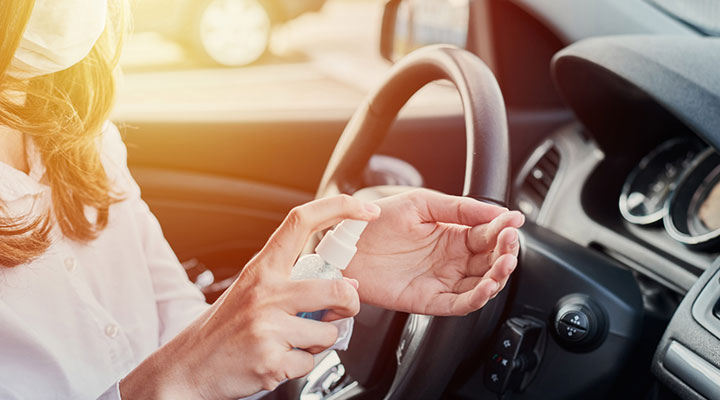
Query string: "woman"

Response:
xmin=0 ymin=1 xmax=524 ymax=399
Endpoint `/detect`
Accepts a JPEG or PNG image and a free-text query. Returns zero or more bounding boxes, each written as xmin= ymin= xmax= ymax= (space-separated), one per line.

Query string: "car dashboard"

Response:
xmin=507 ymin=33 xmax=720 ymax=399
xmin=513 ymin=123 xmax=714 ymax=294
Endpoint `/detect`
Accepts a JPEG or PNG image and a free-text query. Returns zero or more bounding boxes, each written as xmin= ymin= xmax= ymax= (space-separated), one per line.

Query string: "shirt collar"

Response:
xmin=0 ymin=135 xmax=47 ymax=203
xmin=25 ymin=134 xmax=47 ymax=183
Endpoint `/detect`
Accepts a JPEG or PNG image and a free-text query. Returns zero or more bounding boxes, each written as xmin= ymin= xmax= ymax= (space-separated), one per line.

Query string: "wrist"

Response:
xmin=342 ymin=275 xmax=375 ymax=307
xmin=119 ymin=342 xmax=195 ymax=399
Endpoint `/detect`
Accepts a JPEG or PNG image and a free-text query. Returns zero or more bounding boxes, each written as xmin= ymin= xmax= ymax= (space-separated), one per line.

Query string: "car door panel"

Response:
xmin=131 ymin=166 xmax=312 ymax=272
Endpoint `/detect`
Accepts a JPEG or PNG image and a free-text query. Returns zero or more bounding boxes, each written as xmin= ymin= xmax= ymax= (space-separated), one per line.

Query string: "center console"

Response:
xmin=653 ymin=260 xmax=720 ymax=399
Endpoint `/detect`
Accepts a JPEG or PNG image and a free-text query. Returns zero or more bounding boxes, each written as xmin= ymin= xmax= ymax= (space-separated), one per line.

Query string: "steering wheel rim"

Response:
xmin=315 ymin=45 xmax=510 ymax=399
xmin=317 ymin=44 xmax=509 ymax=205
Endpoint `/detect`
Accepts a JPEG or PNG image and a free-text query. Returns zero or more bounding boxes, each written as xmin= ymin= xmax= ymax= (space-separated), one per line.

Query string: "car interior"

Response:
xmin=115 ymin=0 xmax=720 ymax=399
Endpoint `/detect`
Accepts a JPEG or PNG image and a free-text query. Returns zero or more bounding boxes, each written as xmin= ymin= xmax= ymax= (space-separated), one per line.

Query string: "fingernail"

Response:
xmin=490 ymin=280 xmax=500 ymax=292
xmin=344 ymin=277 xmax=360 ymax=289
xmin=364 ymin=203 xmax=381 ymax=215
xmin=510 ymin=240 xmax=518 ymax=250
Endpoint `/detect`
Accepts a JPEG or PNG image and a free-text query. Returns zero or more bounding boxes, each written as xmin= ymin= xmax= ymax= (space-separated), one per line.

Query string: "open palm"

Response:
xmin=344 ymin=189 xmax=524 ymax=316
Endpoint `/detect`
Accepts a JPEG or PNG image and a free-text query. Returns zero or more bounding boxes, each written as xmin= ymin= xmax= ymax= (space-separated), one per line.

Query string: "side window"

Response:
xmin=117 ymin=0 xmax=385 ymax=118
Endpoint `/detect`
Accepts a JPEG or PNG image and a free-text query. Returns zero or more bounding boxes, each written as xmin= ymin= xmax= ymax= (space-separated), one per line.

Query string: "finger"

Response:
xmin=323 ymin=278 xmax=359 ymax=321
xmin=283 ymin=349 xmax=316 ymax=380
xmin=414 ymin=190 xmax=509 ymax=226
xmin=428 ymin=278 xmax=500 ymax=316
xmin=484 ymin=253 xmax=518 ymax=285
xmin=284 ymin=316 xmax=339 ymax=353
xmin=468 ymin=253 xmax=493 ymax=278
xmin=262 ymin=195 xmax=381 ymax=270
xmin=467 ymin=211 xmax=524 ymax=253
xmin=495 ymin=227 xmax=520 ymax=257
xmin=322 ymin=310 xmax=348 ymax=322
xmin=284 ymin=278 xmax=360 ymax=318
xmin=467 ymin=227 xmax=519 ymax=276
xmin=456 ymin=253 xmax=518 ymax=295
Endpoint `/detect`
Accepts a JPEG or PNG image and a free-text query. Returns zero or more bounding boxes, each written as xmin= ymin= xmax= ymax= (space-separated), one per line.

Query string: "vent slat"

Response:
xmin=527 ymin=178 xmax=549 ymax=199
xmin=545 ymin=148 xmax=561 ymax=166
xmin=532 ymin=164 xmax=555 ymax=188
xmin=537 ymin=157 xmax=559 ymax=175
xmin=519 ymin=146 xmax=561 ymax=211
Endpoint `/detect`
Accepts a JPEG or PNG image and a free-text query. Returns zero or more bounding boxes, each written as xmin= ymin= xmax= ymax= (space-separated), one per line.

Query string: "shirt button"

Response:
xmin=104 ymin=324 xmax=119 ymax=338
xmin=64 ymin=257 xmax=76 ymax=272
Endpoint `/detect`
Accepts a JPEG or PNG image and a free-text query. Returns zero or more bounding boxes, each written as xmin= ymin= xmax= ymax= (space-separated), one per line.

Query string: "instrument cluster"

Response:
xmin=619 ymin=138 xmax=720 ymax=251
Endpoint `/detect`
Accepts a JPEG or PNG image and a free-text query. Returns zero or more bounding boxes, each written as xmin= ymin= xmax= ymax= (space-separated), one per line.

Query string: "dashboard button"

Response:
xmin=560 ymin=310 xmax=589 ymax=330
xmin=496 ymin=328 xmax=521 ymax=358
xmin=552 ymin=294 xmax=608 ymax=352
xmin=485 ymin=363 xmax=506 ymax=393
xmin=485 ymin=317 xmax=545 ymax=395
xmin=557 ymin=321 xmax=587 ymax=342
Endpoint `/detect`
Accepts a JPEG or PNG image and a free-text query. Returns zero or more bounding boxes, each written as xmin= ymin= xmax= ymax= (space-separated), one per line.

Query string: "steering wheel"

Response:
xmin=314 ymin=45 xmax=510 ymax=399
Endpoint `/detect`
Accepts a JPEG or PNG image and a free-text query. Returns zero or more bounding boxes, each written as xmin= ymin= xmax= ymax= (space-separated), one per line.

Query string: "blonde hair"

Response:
xmin=0 ymin=1 xmax=127 ymax=267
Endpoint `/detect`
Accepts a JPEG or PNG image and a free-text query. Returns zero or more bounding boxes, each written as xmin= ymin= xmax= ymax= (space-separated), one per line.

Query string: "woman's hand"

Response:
xmin=345 ymin=189 xmax=524 ymax=316
xmin=119 ymin=195 xmax=381 ymax=399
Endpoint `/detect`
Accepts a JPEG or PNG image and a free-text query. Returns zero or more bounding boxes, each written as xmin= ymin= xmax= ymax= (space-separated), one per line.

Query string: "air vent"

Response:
xmin=526 ymin=146 xmax=560 ymax=199
xmin=515 ymin=145 xmax=561 ymax=220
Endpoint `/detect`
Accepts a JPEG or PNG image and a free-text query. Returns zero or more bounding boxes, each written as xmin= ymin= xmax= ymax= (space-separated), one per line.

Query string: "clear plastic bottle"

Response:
xmin=290 ymin=219 xmax=368 ymax=320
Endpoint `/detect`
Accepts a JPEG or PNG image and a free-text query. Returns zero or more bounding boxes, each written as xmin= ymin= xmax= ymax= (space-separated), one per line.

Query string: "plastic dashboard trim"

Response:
xmin=521 ymin=123 xmax=700 ymax=294
xmin=653 ymin=258 xmax=720 ymax=400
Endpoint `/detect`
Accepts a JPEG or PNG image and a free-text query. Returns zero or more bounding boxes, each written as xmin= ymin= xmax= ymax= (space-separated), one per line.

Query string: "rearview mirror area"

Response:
xmin=380 ymin=0 xmax=471 ymax=62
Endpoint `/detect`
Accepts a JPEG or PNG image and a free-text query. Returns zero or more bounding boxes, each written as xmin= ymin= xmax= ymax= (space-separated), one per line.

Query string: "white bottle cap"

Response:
xmin=315 ymin=219 xmax=368 ymax=270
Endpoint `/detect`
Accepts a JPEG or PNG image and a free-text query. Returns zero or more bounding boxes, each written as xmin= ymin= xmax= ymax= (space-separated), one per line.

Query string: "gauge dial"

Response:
xmin=665 ymin=148 xmax=720 ymax=250
xmin=620 ymin=138 xmax=705 ymax=225
xmin=697 ymin=179 xmax=720 ymax=231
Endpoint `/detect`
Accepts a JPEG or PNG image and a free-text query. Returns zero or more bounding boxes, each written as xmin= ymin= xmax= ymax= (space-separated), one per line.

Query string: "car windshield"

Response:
xmin=648 ymin=0 xmax=720 ymax=35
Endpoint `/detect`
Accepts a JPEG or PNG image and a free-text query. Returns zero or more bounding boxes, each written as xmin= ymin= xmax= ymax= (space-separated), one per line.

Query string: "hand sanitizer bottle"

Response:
xmin=290 ymin=219 xmax=368 ymax=321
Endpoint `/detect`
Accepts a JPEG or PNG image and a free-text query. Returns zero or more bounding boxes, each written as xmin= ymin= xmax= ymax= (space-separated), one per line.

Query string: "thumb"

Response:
xmin=260 ymin=195 xmax=381 ymax=273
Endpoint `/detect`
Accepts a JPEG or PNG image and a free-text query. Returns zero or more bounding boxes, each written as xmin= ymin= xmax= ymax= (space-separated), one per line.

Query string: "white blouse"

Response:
xmin=0 ymin=122 xmax=210 ymax=399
